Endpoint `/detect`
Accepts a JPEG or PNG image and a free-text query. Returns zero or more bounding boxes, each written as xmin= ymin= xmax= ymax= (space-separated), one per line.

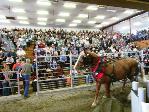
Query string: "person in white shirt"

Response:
xmin=16 ymin=48 xmax=26 ymax=58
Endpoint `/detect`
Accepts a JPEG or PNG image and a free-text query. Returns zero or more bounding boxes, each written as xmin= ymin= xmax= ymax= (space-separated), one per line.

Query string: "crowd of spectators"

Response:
xmin=0 ymin=27 xmax=149 ymax=96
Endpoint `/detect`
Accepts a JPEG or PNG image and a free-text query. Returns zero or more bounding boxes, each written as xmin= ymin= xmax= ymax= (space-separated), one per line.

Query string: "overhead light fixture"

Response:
xmin=133 ymin=22 xmax=142 ymax=26
xmin=37 ymin=22 xmax=46 ymax=25
xmin=37 ymin=10 xmax=48 ymax=15
xmin=95 ymin=15 xmax=105 ymax=19
xmin=37 ymin=17 xmax=47 ymax=21
xmin=63 ymin=2 xmax=76 ymax=9
xmin=12 ymin=8 xmax=25 ymax=13
xmin=36 ymin=0 xmax=51 ymax=6
xmin=88 ymin=21 xmax=96 ymax=24
xmin=56 ymin=19 xmax=65 ymax=22
xmin=124 ymin=9 xmax=135 ymax=14
xmin=78 ymin=14 xmax=88 ymax=18
xmin=107 ymin=9 xmax=116 ymax=12
xmin=19 ymin=21 xmax=29 ymax=24
xmin=98 ymin=5 xmax=104 ymax=8
xmin=110 ymin=17 xmax=120 ymax=21
xmin=95 ymin=24 xmax=102 ymax=28
xmin=17 ymin=16 xmax=28 ymax=20
xmin=86 ymin=5 xmax=98 ymax=11
xmin=101 ymin=22 xmax=110 ymax=25
xmin=72 ymin=20 xmax=81 ymax=23
xmin=0 ymin=15 xmax=6 ymax=19
xmin=69 ymin=23 xmax=77 ymax=27
xmin=0 ymin=20 xmax=10 ymax=23
xmin=9 ymin=0 xmax=23 ymax=2
xmin=58 ymin=12 xmax=70 ymax=17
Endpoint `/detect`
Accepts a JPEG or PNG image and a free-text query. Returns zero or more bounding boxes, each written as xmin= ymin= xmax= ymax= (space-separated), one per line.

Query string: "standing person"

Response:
xmin=21 ymin=59 xmax=33 ymax=98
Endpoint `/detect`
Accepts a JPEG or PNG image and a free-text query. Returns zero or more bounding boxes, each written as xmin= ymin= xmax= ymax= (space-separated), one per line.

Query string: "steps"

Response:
xmin=25 ymin=42 xmax=35 ymax=60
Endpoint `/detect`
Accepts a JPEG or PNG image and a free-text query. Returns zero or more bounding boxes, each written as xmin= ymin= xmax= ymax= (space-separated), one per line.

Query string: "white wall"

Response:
xmin=104 ymin=12 xmax=149 ymax=34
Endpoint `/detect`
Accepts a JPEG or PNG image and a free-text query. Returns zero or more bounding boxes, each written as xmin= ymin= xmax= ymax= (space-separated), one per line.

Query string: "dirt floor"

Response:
xmin=0 ymin=83 xmax=131 ymax=112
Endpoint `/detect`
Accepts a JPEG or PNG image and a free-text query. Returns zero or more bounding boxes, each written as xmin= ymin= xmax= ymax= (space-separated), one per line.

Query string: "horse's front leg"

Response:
xmin=104 ymin=81 xmax=111 ymax=98
xmin=92 ymin=81 xmax=101 ymax=107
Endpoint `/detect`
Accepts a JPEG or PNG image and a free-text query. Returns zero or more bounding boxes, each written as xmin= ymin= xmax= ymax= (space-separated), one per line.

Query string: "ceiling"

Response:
xmin=0 ymin=0 xmax=141 ymax=29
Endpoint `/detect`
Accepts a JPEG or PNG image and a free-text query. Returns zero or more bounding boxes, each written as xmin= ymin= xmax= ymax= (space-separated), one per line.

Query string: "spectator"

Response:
xmin=21 ymin=59 xmax=34 ymax=98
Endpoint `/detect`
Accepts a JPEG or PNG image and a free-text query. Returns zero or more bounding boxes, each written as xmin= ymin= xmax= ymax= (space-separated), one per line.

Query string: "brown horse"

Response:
xmin=74 ymin=49 xmax=139 ymax=107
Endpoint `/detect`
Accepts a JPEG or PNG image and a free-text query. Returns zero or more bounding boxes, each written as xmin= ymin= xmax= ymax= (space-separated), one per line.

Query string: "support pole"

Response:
xmin=69 ymin=52 xmax=73 ymax=88
xmin=36 ymin=45 xmax=40 ymax=95
xmin=17 ymin=71 xmax=21 ymax=96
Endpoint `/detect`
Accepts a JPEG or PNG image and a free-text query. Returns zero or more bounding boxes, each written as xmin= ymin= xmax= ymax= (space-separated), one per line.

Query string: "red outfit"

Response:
xmin=91 ymin=57 xmax=106 ymax=80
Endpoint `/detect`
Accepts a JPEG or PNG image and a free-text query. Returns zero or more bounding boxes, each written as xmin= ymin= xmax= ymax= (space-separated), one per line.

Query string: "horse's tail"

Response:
xmin=139 ymin=62 xmax=147 ymax=82
xmin=134 ymin=61 xmax=140 ymax=81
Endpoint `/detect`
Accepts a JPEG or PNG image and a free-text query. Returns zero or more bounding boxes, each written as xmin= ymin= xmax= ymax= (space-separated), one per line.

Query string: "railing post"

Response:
xmin=17 ymin=71 xmax=21 ymax=96
xmin=131 ymin=81 xmax=139 ymax=112
xmin=35 ymin=45 xmax=40 ymax=95
xmin=138 ymin=87 xmax=146 ymax=112
xmin=69 ymin=52 xmax=73 ymax=88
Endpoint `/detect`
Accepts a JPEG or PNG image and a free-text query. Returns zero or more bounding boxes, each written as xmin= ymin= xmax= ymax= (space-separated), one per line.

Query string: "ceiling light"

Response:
xmin=37 ymin=17 xmax=47 ymax=21
xmin=101 ymin=22 xmax=110 ymax=25
xmin=86 ymin=5 xmax=98 ymax=11
xmin=0 ymin=20 xmax=10 ymax=23
xmin=72 ymin=20 xmax=81 ymax=23
xmin=17 ymin=16 xmax=28 ymax=20
xmin=37 ymin=10 xmax=48 ymax=15
xmin=95 ymin=15 xmax=105 ymax=19
xmin=133 ymin=22 xmax=142 ymax=26
xmin=110 ymin=17 xmax=120 ymax=21
xmin=36 ymin=1 xmax=51 ymax=6
xmin=56 ymin=19 xmax=65 ymax=22
xmin=37 ymin=22 xmax=46 ymax=25
xmin=78 ymin=14 xmax=88 ymax=18
xmin=0 ymin=15 xmax=6 ymax=19
xmin=124 ymin=9 xmax=135 ymax=14
xmin=9 ymin=0 xmax=23 ymax=2
xmin=69 ymin=23 xmax=77 ymax=27
xmin=88 ymin=21 xmax=96 ymax=24
xmin=95 ymin=24 xmax=102 ymax=28
xmin=98 ymin=5 xmax=105 ymax=8
xmin=12 ymin=8 xmax=25 ymax=13
xmin=63 ymin=2 xmax=76 ymax=9
xmin=107 ymin=9 xmax=116 ymax=12
xmin=59 ymin=12 xmax=70 ymax=17
xmin=19 ymin=21 xmax=29 ymax=24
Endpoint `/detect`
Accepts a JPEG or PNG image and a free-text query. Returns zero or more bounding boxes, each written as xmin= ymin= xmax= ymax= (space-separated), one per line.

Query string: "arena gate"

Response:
xmin=131 ymin=81 xmax=149 ymax=112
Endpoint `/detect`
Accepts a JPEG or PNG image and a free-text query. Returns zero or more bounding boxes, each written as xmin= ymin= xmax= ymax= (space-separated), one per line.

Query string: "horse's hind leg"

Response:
xmin=92 ymin=81 xmax=101 ymax=107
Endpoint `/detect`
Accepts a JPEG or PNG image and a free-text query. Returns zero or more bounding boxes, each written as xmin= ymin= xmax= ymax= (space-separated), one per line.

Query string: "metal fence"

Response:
xmin=0 ymin=71 xmax=21 ymax=97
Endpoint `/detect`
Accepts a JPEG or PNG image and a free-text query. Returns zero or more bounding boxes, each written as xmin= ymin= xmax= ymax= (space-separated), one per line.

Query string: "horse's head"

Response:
xmin=74 ymin=49 xmax=99 ymax=70
xmin=82 ymin=53 xmax=94 ymax=68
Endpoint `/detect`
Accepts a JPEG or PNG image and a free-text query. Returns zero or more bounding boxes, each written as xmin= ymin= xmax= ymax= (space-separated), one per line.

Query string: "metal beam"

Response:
xmin=101 ymin=11 xmax=146 ymax=30
xmin=63 ymin=0 xmax=149 ymax=10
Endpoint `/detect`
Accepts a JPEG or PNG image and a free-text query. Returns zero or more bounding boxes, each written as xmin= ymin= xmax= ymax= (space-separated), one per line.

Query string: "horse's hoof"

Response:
xmin=91 ymin=102 xmax=97 ymax=107
xmin=103 ymin=95 xmax=111 ymax=98
xmin=103 ymin=95 xmax=107 ymax=98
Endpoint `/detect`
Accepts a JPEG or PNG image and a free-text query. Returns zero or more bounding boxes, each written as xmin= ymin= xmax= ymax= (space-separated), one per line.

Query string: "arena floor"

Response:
xmin=0 ymin=83 xmax=131 ymax=112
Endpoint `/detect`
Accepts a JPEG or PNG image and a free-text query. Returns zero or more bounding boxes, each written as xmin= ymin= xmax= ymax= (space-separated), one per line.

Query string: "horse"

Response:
xmin=74 ymin=49 xmax=139 ymax=107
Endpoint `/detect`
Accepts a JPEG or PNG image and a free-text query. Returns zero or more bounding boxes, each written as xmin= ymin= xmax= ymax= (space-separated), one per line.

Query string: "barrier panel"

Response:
xmin=35 ymin=45 xmax=95 ymax=94
xmin=131 ymin=81 xmax=149 ymax=112
xmin=0 ymin=71 xmax=21 ymax=97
